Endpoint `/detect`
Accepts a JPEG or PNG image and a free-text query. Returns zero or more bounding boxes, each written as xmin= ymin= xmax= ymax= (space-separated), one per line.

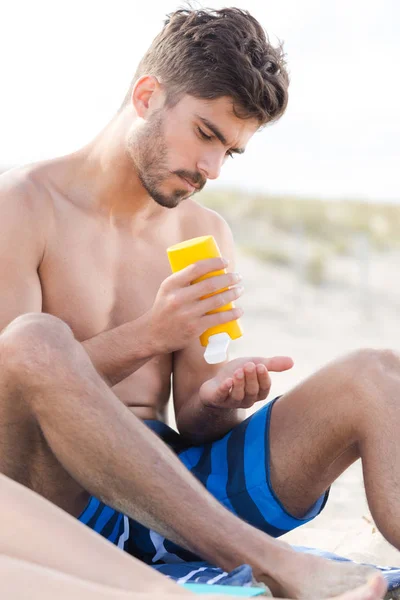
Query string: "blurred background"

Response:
xmin=2 ymin=0 xmax=399 ymax=387
xmin=1 ymin=0 xmax=400 ymax=562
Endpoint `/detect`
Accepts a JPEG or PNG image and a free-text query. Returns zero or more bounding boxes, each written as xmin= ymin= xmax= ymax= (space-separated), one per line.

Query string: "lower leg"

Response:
xmin=356 ymin=352 xmax=400 ymax=549
xmin=1 ymin=313 xmax=267 ymax=570
xmin=1 ymin=315 xmax=305 ymax=592
xmin=269 ymin=348 xmax=400 ymax=546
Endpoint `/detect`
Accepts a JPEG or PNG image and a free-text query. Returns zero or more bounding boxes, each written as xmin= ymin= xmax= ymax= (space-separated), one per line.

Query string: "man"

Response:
xmin=0 ymin=6 xmax=397 ymax=598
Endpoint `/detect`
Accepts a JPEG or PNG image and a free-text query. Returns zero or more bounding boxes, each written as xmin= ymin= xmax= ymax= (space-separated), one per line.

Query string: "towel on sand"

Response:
xmin=153 ymin=546 xmax=400 ymax=592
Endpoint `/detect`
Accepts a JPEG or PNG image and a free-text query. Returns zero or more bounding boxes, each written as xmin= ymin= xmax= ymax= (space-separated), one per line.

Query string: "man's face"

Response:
xmin=127 ymin=95 xmax=259 ymax=209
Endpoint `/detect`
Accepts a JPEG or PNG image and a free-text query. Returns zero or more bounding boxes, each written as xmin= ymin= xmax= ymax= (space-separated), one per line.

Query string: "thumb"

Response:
xmin=201 ymin=376 xmax=232 ymax=405
xmin=215 ymin=377 xmax=233 ymax=402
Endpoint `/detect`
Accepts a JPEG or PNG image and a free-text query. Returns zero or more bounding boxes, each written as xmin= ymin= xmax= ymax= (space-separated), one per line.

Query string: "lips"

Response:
xmin=180 ymin=176 xmax=199 ymax=191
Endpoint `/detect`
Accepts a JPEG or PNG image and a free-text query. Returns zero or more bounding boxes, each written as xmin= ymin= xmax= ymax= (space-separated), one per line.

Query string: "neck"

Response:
xmin=68 ymin=110 xmax=164 ymax=222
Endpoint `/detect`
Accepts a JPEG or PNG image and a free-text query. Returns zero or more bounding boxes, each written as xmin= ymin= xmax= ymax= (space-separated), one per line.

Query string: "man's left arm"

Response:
xmin=173 ymin=215 xmax=293 ymax=444
xmin=173 ymin=215 xmax=244 ymax=443
xmin=173 ymin=344 xmax=243 ymax=444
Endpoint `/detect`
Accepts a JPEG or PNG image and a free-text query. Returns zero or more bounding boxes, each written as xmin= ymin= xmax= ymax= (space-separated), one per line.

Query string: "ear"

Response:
xmin=131 ymin=75 xmax=163 ymax=118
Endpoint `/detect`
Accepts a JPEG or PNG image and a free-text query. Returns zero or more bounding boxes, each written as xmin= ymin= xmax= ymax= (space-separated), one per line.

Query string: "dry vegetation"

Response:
xmin=200 ymin=190 xmax=400 ymax=287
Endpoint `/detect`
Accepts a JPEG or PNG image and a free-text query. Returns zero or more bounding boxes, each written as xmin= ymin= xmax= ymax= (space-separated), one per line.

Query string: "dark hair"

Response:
xmin=121 ymin=7 xmax=289 ymax=126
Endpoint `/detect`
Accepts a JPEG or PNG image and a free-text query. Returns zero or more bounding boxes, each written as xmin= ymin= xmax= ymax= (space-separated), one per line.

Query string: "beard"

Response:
xmin=127 ymin=110 xmax=206 ymax=209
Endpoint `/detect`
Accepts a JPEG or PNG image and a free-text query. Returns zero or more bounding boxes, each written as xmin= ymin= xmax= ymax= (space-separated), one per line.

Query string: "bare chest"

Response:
xmin=40 ymin=217 xmax=176 ymax=340
xmin=38 ymin=206 xmax=182 ymax=416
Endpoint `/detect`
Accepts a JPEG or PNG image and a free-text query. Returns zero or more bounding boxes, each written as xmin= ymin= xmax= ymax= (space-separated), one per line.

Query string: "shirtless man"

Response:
xmin=0 ymin=6 xmax=398 ymax=598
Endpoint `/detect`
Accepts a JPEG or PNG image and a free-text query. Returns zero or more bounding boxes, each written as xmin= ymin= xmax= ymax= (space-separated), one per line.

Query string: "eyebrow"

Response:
xmin=196 ymin=115 xmax=245 ymax=155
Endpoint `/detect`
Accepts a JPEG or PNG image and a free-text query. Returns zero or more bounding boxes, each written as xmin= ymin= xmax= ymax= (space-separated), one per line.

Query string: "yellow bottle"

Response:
xmin=166 ymin=235 xmax=243 ymax=364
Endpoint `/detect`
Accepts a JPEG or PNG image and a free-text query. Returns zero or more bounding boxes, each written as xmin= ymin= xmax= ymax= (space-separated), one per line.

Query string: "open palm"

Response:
xmin=199 ymin=356 xmax=294 ymax=409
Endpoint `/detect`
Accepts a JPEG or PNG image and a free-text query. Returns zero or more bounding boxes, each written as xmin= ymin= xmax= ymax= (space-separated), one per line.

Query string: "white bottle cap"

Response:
xmin=204 ymin=332 xmax=231 ymax=364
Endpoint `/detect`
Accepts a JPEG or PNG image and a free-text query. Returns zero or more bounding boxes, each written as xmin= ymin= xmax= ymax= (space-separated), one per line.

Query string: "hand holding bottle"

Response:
xmin=167 ymin=236 xmax=244 ymax=363
xmin=198 ymin=356 xmax=294 ymax=409
xmin=147 ymin=257 xmax=244 ymax=354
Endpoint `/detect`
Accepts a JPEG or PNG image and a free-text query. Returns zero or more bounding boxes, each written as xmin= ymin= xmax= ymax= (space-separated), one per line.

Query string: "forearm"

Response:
xmin=176 ymin=393 xmax=246 ymax=444
xmin=82 ymin=312 xmax=158 ymax=386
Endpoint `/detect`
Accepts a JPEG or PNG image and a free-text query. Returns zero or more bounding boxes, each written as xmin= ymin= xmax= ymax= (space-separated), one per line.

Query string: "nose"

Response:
xmin=197 ymin=151 xmax=225 ymax=181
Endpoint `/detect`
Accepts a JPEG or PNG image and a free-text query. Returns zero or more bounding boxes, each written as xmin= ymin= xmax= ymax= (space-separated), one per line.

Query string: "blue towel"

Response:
xmin=183 ymin=581 xmax=265 ymax=596
xmin=153 ymin=562 xmax=255 ymax=586
xmin=153 ymin=547 xmax=400 ymax=592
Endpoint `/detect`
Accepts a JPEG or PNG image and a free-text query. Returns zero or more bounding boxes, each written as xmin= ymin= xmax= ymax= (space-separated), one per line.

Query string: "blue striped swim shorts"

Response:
xmin=78 ymin=398 xmax=329 ymax=561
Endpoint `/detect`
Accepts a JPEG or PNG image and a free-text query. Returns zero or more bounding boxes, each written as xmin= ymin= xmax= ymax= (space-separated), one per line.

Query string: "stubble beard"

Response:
xmin=129 ymin=112 xmax=194 ymax=209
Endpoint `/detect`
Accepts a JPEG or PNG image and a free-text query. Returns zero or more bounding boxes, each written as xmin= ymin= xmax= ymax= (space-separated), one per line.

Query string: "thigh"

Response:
xmin=178 ymin=403 xmax=331 ymax=540
xmin=127 ymin=408 xmax=334 ymax=564
xmin=269 ymin=353 xmax=363 ymax=518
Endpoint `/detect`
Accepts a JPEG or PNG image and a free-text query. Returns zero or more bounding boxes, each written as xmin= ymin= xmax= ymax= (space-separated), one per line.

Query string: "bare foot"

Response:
xmin=200 ymin=574 xmax=387 ymax=600
xmin=260 ymin=548 xmax=385 ymax=599
xmin=333 ymin=574 xmax=388 ymax=600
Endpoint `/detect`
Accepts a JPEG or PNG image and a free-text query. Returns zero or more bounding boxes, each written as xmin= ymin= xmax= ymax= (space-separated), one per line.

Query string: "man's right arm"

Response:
xmin=0 ymin=176 xmax=49 ymax=331
xmin=0 ymin=178 xmax=241 ymax=389
xmin=0 ymin=177 xmax=161 ymax=383
xmin=82 ymin=260 xmax=242 ymax=386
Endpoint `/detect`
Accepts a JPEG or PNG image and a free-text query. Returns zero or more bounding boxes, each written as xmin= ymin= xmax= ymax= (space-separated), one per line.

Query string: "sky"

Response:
xmin=1 ymin=0 xmax=399 ymax=202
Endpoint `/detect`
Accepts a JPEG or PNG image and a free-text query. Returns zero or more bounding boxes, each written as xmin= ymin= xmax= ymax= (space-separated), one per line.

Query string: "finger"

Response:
xmin=243 ymin=362 xmax=259 ymax=397
xmin=229 ymin=369 xmax=246 ymax=404
xmin=264 ymin=356 xmax=294 ymax=372
xmin=202 ymin=306 xmax=244 ymax=329
xmin=200 ymin=284 xmax=244 ymax=314
xmin=255 ymin=364 xmax=271 ymax=400
xmin=236 ymin=362 xmax=260 ymax=408
xmin=210 ymin=378 xmax=233 ymax=405
xmin=189 ymin=271 xmax=242 ymax=301
xmin=245 ymin=356 xmax=294 ymax=372
xmin=172 ymin=257 xmax=228 ymax=287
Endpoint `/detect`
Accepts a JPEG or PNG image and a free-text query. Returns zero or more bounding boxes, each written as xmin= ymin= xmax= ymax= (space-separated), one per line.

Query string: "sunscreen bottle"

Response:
xmin=166 ymin=235 xmax=243 ymax=364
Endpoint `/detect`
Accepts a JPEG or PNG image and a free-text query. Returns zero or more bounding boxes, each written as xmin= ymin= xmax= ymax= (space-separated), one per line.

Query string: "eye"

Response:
xmin=197 ymin=127 xmax=213 ymax=141
xmin=197 ymin=126 xmax=235 ymax=159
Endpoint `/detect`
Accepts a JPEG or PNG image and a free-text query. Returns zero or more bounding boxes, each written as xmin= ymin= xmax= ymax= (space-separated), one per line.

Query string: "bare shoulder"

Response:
xmin=0 ymin=161 xmax=54 ymax=212
xmin=0 ymin=162 xmax=54 ymax=211
xmin=0 ymin=163 xmax=55 ymax=260
xmin=178 ymin=198 xmax=235 ymax=260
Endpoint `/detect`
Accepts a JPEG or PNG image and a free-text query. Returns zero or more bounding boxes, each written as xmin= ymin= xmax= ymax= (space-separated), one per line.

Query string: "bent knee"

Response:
xmin=348 ymin=347 xmax=400 ymax=372
xmin=2 ymin=312 xmax=72 ymax=339
xmin=343 ymin=347 xmax=400 ymax=399
xmin=1 ymin=313 xmax=74 ymax=368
